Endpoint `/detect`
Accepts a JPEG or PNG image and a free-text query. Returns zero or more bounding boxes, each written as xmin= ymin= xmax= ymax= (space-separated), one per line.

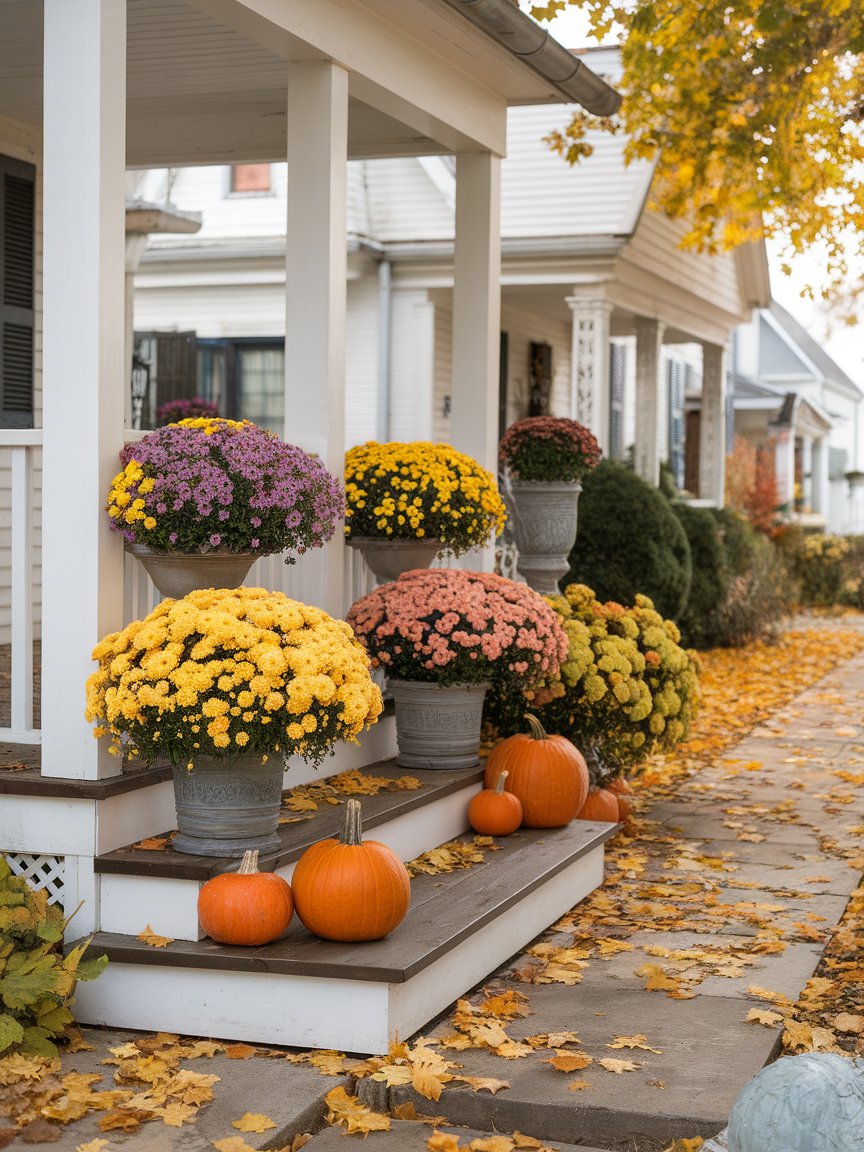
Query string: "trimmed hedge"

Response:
xmin=566 ymin=460 xmax=692 ymax=620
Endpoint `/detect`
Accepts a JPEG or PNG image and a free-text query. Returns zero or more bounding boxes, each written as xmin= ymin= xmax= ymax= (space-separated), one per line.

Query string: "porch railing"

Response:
xmin=0 ymin=430 xmax=41 ymax=744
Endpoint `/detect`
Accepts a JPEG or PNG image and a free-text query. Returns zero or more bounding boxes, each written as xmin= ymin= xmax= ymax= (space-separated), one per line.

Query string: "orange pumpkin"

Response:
xmin=485 ymin=714 xmax=589 ymax=828
xmin=614 ymin=794 xmax=632 ymax=821
xmin=198 ymin=849 xmax=294 ymax=946
xmin=291 ymin=799 xmax=411 ymax=942
xmin=608 ymin=776 xmax=634 ymax=796
xmin=468 ymin=770 xmax=523 ymax=836
xmin=576 ymin=787 xmax=620 ymax=823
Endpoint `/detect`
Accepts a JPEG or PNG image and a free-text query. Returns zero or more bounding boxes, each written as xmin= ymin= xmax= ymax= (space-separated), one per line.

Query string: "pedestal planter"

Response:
xmin=127 ymin=543 xmax=257 ymax=599
xmin=172 ymin=754 xmax=285 ymax=857
xmin=348 ymin=537 xmax=442 ymax=584
xmin=387 ymin=679 xmax=489 ymax=770
xmin=507 ymin=480 xmax=582 ymax=596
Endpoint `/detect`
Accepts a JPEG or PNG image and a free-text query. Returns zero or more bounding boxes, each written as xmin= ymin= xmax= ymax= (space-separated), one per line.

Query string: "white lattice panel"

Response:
xmin=6 ymin=853 xmax=65 ymax=906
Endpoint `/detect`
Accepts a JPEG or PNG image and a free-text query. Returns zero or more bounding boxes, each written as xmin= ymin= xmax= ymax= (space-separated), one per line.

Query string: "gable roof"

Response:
xmin=767 ymin=301 xmax=863 ymax=399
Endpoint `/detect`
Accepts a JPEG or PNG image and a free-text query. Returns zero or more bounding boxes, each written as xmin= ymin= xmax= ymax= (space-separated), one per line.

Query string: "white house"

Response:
xmin=732 ymin=302 xmax=864 ymax=533
xmin=132 ymin=46 xmax=772 ymax=518
xmin=0 ymin=0 xmax=623 ymax=1053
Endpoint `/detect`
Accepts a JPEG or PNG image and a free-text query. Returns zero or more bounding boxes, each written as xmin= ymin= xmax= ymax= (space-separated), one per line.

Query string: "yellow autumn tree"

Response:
xmin=529 ymin=1 xmax=864 ymax=316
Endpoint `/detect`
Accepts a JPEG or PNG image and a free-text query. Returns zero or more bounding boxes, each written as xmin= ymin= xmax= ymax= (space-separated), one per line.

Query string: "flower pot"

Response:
xmin=387 ymin=679 xmax=489 ymax=770
xmin=127 ymin=543 xmax=258 ymax=599
xmin=348 ymin=537 xmax=442 ymax=584
xmin=171 ymin=754 xmax=285 ymax=857
xmin=506 ymin=480 xmax=582 ymax=596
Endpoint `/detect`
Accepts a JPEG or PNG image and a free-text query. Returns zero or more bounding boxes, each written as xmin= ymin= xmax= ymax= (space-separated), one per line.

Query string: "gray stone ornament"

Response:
xmin=727 ymin=1053 xmax=864 ymax=1152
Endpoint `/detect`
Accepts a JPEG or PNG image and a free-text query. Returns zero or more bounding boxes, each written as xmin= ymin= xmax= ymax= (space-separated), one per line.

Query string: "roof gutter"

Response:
xmin=438 ymin=0 xmax=621 ymax=117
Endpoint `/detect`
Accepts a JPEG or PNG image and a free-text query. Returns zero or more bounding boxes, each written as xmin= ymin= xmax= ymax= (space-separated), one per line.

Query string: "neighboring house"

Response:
xmin=133 ymin=46 xmax=771 ymax=515
xmin=732 ymin=303 xmax=864 ymax=533
xmin=0 ymin=0 xmax=625 ymax=1051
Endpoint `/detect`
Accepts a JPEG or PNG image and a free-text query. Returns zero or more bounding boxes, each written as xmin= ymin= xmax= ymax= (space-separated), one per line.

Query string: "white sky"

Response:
xmin=537 ymin=6 xmax=864 ymax=387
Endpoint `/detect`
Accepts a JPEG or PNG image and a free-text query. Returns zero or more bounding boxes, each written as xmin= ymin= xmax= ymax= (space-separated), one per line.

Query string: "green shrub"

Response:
xmin=566 ymin=461 xmax=692 ymax=619
xmin=0 ymin=856 xmax=107 ymax=1056
xmin=673 ymin=503 xmax=729 ymax=649
xmin=484 ymin=582 xmax=700 ymax=774
xmin=776 ymin=526 xmax=864 ymax=608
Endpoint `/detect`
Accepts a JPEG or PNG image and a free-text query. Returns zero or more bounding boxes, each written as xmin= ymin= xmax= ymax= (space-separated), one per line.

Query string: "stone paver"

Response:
xmin=299 ymin=1119 xmax=612 ymax=1151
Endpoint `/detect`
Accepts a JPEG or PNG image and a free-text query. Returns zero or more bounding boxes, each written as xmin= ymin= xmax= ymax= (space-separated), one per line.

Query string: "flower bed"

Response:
xmin=107 ymin=418 xmax=343 ymax=561
xmin=344 ymin=441 xmax=506 ymax=556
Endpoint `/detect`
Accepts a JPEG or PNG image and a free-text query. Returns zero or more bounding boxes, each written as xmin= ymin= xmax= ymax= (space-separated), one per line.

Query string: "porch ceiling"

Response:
xmin=1 ymin=0 xmax=610 ymax=164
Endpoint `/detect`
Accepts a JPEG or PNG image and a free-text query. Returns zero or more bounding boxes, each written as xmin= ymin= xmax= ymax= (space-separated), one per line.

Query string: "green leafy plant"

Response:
xmin=566 ymin=460 xmax=692 ymax=619
xmin=484 ymin=582 xmax=700 ymax=773
xmin=0 ymin=857 xmax=107 ymax=1056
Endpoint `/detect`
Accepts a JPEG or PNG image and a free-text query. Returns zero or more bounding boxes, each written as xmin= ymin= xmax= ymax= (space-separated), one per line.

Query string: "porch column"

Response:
xmin=633 ymin=317 xmax=666 ymax=486
xmin=451 ymin=151 xmax=501 ymax=479
xmin=698 ymin=341 xmax=727 ymax=506
xmin=41 ymin=0 xmax=127 ymax=779
xmin=566 ymin=297 xmax=613 ymax=455
xmin=811 ymin=436 xmax=829 ymax=517
xmin=773 ymin=428 xmax=796 ymax=510
xmin=284 ymin=62 xmax=349 ymax=619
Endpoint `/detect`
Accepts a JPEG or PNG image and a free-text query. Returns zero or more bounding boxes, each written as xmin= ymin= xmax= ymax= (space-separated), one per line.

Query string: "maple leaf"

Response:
xmin=98 ymin=1107 xmax=152 ymax=1132
xmin=745 ymin=1008 xmax=784 ymax=1027
xmin=75 ymin=1141 xmax=109 ymax=1152
xmin=427 ymin=1133 xmax=462 ymax=1152
xmin=544 ymin=1051 xmax=593 ymax=1073
xmin=469 ymin=1138 xmax=517 ymax=1152
xmin=155 ymin=1100 xmax=197 ymax=1127
xmin=325 ymin=1085 xmax=390 ymax=1134
xmin=137 ymin=924 xmax=173 ymax=949
xmin=597 ymin=1058 xmax=641 ymax=1074
xmin=224 ymin=1044 xmax=257 ymax=1060
xmin=747 ymin=986 xmax=793 ymax=1008
xmin=596 ymin=938 xmax=635 ymax=957
xmin=511 ymin=1135 xmax=545 ymax=1150
xmin=283 ymin=796 xmax=318 ymax=812
xmin=0 ymin=1054 xmax=56 ymax=1085
xmin=636 ymin=964 xmax=681 ymax=993
xmin=232 ymin=1112 xmax=277 ymax=1133
xmin=567 ymin=1079 xmax=592 ymax=1091
xmin=213 ymin=1139 xmax=256 ymax=1152
xmin=478 ymin=990 xmax=531 ymax=1019
xmin=306 ymin=1050 xmax=350 ymax=1076
xmin=185 ymin=1040 xmax=223 ymax=1059
xmin=130 ymin=837 xmax=169 ymax=850
xmin=454 ymin=1076 xmax=511 ymax=1094
xmin=834 ymin=1012 xmax=864 ymax=1034
xmin=607 ymin=1034 xmax=663 ymax=1054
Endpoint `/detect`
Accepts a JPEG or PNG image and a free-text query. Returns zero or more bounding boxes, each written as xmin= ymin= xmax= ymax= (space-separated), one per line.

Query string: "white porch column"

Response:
xmin=773 ymin=428 xmax=796 ymax=510
xmin=41 ymin=0 xmax=127 ymax=779
xmin=811 ymin=436 xmax=829 ymax=516
xmin=284 ymin=62 xmax=349 ymax=619
xmin=451 ymin=152 xmax=501 ymax=480
xmin=698 ymin=341 xmax=727 ymax=506
xmin=633 ymin=317 xmax=666 ymax=486
xmin=800 ymin=436 xmax=813 ymax=510
xmin=566 ymin=297 xmax=613 ymax=455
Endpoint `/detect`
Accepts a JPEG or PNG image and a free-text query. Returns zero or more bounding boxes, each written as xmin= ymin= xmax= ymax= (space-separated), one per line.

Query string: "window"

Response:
xmin=0 ymin=154 xmax=35 ymax=428
xmin=198 ymin=338 xmax=285 ymax=433
xmin=230 ymin=164 xmax=271 ymax=194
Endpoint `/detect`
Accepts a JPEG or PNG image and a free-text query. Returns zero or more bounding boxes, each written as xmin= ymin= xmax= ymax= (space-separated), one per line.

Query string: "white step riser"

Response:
xmin=1 ymin=717 xmax=397 ymax=859
xmin=98 ymin=777 xmax=484 ymax=940
xmin=76 ymin=843 xmax=605 ymax=1053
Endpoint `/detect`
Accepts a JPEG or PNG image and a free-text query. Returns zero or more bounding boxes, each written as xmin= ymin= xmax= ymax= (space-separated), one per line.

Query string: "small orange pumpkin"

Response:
xmin=291 ymin=799 xmax=411 ymax=942
xmin=468 ymin=770 xmax=523 ymax=836
xmin=576 ymin=787 xmax=620 ymax=823
xmin=198 ymin=849 xmax=294 ymax=946
xmin=485 ymin=714 xmax=589 ymax=828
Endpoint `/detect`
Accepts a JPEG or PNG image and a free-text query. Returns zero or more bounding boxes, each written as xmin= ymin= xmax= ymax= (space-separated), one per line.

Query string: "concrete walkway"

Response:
xmin=9 ymin=627 xmax=864 ymax=1152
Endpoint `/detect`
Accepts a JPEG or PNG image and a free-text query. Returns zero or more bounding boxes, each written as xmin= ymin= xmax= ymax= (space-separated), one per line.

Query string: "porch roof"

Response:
xmin=0 ymin=0 xmax=619 ymax=165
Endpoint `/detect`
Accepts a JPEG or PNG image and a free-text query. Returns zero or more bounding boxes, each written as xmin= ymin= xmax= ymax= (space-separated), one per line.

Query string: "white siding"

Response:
xmin=361 ymin=159 xmax=454 ymax=242
xmin=390 ymin=289 xmax=435 ymax=441
xmin=345 ymin=276 xmax=379 ymax=447
xmin=499 ymin=301 xmax=571 ymax=428
xmin=135 ymin=266 xmax=287 ymax=338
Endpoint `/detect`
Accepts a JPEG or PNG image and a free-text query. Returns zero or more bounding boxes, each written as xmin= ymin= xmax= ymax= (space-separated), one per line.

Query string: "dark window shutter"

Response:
xmin=0 ymin=155 xmax=35 ymax=428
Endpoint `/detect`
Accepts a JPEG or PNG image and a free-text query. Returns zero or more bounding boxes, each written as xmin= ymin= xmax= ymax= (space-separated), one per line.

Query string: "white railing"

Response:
xmin=0 ymin=430 xmax=42 ymax=744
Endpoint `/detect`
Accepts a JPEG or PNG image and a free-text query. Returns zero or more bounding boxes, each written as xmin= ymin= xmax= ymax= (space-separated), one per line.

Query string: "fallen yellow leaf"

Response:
xmin=597 ymin=1058 xmax=641 ymax=1074
xmin=745 ymin=1008 xmax=783 ymax=1027
xmin=607 ymin=1034 xmax=663 ymax=1054
xmin=213 ymin=1139 xmax=256 ymax=1152
xmin=137 ymin=923 xmax=173 ymax=948
xmin=232 ymin=1112 xmax=277 ymax=1133
xmin=325 ymin=1085 xmax=390 ymax=1134
xmin=544 ymin=1051 xmax=593 ymax=1073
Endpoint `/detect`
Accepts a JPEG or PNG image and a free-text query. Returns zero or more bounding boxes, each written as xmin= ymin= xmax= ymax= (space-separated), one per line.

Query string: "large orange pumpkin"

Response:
xmin=485 ymin=714 xmax=589 ymax=828
xmin=467 ymin=770 xmax=523 ymax=836
xmin=291 ymin=799 xmax=411 ymax=942
xmin=576 ymin=787 xmax=620 ymax=823
xmin=198 ymin=849 xmax=294 ymax=946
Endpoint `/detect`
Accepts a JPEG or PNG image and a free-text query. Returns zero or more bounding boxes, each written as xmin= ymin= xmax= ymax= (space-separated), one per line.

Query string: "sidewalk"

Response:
xmin=6 ymin=625 xmax=864 ymax=1152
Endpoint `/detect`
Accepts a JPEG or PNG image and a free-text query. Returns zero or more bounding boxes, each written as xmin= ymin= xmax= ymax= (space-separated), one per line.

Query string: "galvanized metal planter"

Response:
xmin=387 ymin=679 xmax=489 ymax=770
xmin=506 ymin=479 xmax=581 ymax=596
xmin=127 ymin=543 xmax=257 ymax=599
xmin=172 ymin=754 xmax=284 ymax=857
xmin=348 ymin=537 xmax=442 ymax=585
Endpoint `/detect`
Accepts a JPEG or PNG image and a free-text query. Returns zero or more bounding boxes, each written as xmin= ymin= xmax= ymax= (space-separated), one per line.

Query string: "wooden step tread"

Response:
xmin=94 ymin=761 xmax=484 ymax=879
xmin=80 ymin=820 xmax=615 ymax=983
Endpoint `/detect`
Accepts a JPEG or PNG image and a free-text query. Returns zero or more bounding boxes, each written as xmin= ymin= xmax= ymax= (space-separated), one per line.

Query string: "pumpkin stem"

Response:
xmin=238 ymin=849 xmax=259 ymax=875
xmin=524 ymin=713 xmax=549 ymax=741
xmin=493 ymin=770 xmax=509 ymax=795
xmin=340 ymin=798 xmax=364 ymax=846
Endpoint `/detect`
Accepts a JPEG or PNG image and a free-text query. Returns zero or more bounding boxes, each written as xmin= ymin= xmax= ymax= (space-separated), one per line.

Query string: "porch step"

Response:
xmin=73 ymin=819 xmax=615 ymax=1054
xmin=95 ymin=760 xmax=485 ymax=939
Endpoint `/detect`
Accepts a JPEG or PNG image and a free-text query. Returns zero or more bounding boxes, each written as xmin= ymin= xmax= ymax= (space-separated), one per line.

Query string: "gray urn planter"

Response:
xmin=172 ymin=754 xmax=284 ymax=857
xmin=127 ymin=543 xmax=258 ymax=599
xmin=507 ymin=480 xmax=581 ymax=596
xmin=348 ymin=537 xmax=442 ymax=584
xmin=387 ymin=679 xmax=489 ymax=770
